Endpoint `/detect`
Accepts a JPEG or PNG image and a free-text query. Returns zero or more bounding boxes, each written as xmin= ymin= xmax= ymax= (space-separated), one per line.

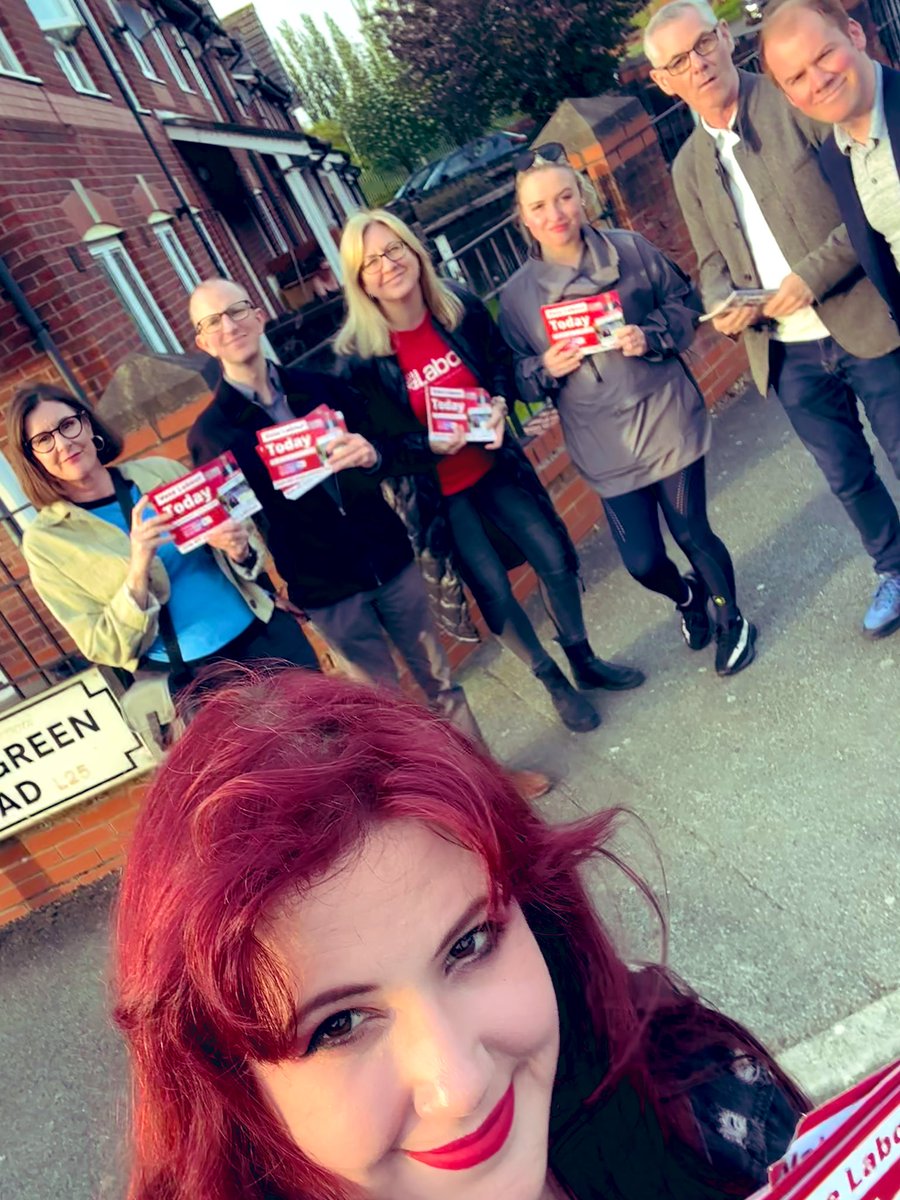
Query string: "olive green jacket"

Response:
xmin=22 ymin=456 xmax=273 ymax=673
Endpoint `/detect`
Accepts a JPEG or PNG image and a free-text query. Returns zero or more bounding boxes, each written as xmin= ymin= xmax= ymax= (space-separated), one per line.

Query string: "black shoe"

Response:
xmin=714 ymin=616 xmax=757 ymax=676
xmin=677 ymin=573 xmax=714 ymax=651
xmin=562 ymin=639 xmax=645 ymax=691
xmin=534 ymin=660 xmax=601 ymax=732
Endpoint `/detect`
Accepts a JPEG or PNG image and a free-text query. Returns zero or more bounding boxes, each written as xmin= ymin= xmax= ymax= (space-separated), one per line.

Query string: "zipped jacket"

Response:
xmin=188 ymin=366 xmax=413 ymax=610
xmin=337 ymin=285 xmax=578 ymax=639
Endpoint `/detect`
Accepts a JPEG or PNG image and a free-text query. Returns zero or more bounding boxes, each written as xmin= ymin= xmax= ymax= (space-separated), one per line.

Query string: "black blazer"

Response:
xmin=819 ymin=64 xmax=900 ymax=321
xmin=188 ymin=366 xmax=413 ymax=610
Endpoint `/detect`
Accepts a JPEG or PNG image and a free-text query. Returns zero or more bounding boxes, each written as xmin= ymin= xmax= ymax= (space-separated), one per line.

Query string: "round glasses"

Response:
xmin=660 ymin=27 xmax=721 ymax=76
xmin=195 ymin=299 xmax=255 ymax=335
xmin=28 ymin=413 xmax=85 ymax=455
xmin=360 ymin=240 xmax=409 ymax=277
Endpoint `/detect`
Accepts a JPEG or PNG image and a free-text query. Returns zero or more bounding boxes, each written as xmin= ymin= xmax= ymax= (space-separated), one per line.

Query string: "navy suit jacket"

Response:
xmin=819 ymin=64 xmax=900 ymax=321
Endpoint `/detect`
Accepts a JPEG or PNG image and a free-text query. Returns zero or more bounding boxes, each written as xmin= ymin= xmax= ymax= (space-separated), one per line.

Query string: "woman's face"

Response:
xmin=517 ymin=167 xmax=584 ymax=252
xmin=23 ymin=400 xmax=99 ymax=492
xmin=360 ymin=222 xmax=422 ymax=308
xmin=254 ymin=820 xmax=560 ymax=1200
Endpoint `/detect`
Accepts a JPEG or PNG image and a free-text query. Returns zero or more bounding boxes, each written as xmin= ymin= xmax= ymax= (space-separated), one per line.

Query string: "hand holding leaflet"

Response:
xmin=145 ymin=453 xmax=262 ymax=554
xmin=541 ymin=291 xmax=626 ymax=355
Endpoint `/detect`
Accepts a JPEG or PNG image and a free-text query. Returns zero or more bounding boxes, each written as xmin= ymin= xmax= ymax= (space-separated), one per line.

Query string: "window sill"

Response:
xmin=0 ymin=69 xmax=44 ymax=84
xmin=142 ymin=74 xmax=167 ymax=85
xmin=71 ymin=88 xmax=113 ymax=100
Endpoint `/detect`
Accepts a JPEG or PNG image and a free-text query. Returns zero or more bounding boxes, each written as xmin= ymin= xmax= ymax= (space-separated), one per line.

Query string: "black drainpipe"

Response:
xmin=71 ymin=0 xmax=227 ymax=277
xmin=0 ymin=254 xmax=87 ymax=401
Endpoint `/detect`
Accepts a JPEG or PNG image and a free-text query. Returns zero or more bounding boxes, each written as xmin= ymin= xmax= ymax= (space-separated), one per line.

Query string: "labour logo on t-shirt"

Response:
xmin=404 ymin=350 xmax=462 ymax=395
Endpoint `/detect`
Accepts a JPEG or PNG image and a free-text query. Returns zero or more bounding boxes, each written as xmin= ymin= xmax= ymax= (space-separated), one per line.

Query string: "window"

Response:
xmin=0 ymin=28 xmax=30 ymax=77
xmin=155 ymin=222 xmax=200 ymax=291
xmin=151 ymin=27 xmax=191 ymax=92
xmin=217 ymin=61 xmax=247 ymax=116
xmin=254 ymin=191 xmax=288 ymax=255
xmin=54 ymin=41 xmax=98 ymax=92
xmin=106 ymin=0 xmax=162 ymax=82
xmin=89 ymin=239 xmax=181 ymax=353
xmin=25 ymin=0 xmax=81 ymax=31
xmin=173 ymin=30 xmax=221 ymax=119
xmin=72 ymin=0 xmax=141 ymax=108
xmin=23 ymin=0 xmax=103 ymax=95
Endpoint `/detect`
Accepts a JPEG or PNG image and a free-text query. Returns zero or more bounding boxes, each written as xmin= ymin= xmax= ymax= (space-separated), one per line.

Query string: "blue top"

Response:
xmin=83 ymin=485 xmax=255 ymax=664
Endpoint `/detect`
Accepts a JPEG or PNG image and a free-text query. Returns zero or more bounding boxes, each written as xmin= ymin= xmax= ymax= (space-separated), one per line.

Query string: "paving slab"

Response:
xmin=1 ymin=386 xmax=898 ymax=1200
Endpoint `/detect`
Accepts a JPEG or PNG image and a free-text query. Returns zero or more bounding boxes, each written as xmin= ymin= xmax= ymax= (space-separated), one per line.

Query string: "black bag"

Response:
xmin=110 ymin=468 xmax=191 ymax=694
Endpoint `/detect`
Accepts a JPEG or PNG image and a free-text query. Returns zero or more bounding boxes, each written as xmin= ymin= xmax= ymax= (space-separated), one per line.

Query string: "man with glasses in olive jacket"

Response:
xmin=645 ymin=0 xmax=900 ymax=640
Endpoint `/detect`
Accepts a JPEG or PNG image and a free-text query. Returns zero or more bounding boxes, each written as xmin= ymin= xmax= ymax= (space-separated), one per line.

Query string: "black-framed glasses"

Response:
xmin=360 ymin=240 xmax=409 ymax=276
xmin=512 ymin=142 xmax=568 ymax=174
xmin=195 ymin=299 xmax=256 ymax=334
xmin=660 ymin=26 xmax=721 ymax=75
xmin=28 ymin=413 xmax=85 ymax=455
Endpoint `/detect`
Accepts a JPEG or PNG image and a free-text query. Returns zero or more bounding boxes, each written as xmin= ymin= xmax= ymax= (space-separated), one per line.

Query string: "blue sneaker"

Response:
xmin=863 ymin=573 xmax=900 ymax=639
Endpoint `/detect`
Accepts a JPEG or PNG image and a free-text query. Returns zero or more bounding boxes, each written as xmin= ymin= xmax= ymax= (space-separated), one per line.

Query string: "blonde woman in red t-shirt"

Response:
xmin=335 ymin=210 xmax=644 ymax=733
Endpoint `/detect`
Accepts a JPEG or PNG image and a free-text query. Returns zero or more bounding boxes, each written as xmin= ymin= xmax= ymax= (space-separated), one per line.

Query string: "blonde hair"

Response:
xmin=514 ymin=158 xmax=606 ymax=245
xmin=334 ymin=209 xmax=464 ymax=359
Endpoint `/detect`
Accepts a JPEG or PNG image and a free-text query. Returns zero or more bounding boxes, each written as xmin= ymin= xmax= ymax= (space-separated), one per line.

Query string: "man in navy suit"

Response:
xmin=761 ymin=0 xmax=900 ymax=636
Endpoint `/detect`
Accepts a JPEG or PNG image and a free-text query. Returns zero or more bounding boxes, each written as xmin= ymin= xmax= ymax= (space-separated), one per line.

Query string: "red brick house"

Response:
xmin=0 ymin=0 xmax=364 ymax=700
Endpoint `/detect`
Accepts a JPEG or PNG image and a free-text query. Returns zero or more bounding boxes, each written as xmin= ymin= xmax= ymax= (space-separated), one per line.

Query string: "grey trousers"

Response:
xmin=307 ymin=562 xmax=482 ymax=741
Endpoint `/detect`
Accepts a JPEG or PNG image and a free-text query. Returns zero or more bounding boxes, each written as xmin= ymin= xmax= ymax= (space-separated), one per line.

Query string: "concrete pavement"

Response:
xmin=1 ymin=385 xmax=898 ymax=1200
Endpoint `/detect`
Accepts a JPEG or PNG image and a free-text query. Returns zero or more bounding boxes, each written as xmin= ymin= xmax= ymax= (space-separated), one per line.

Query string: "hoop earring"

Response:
xmin=92 ymin=434 xmax=105 ymax=451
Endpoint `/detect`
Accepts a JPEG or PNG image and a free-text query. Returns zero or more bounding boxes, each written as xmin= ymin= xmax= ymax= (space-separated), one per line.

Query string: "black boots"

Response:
xmin=562 ymin=640 xmax=646 ymax=692
xmin=534 ymin=660 xmax=601 ymax=732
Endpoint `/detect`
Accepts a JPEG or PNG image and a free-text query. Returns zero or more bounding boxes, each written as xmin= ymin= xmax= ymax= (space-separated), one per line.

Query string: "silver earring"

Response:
xmin=92 ymin=434 xmax=105 ymax=450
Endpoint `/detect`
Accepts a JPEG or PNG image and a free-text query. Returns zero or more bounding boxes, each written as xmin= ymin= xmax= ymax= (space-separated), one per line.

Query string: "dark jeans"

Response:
xmin=601 ymin=458 xmax=739 ymax=622
xmin=445 ymin=470 xmax=587 ymax=671
xmin=769 ymin=338 xmax=900 ymax=575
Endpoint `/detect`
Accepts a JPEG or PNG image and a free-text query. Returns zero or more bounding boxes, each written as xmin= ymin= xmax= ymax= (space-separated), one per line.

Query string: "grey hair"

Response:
xmin=643 ymin=0 xmax=719 ymax=65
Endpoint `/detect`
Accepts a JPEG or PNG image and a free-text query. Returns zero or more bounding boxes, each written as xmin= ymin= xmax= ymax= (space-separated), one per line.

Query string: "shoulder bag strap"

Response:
xmin=110 ymin=467 xmax=188 ymax=679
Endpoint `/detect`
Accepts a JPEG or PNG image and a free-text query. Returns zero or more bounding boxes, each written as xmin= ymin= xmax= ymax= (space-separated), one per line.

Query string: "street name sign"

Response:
xmin=0 ymin=668 xmax=156 ymax=841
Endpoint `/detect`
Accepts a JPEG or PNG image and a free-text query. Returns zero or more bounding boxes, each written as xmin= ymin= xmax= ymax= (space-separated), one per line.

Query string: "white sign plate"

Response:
xmin=0 ymin=668 xmax=156 ymax=841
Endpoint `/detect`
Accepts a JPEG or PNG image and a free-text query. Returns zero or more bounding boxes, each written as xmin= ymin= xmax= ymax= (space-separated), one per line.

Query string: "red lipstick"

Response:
xmin=405 ymin=1083 xmax=515 ymax=1171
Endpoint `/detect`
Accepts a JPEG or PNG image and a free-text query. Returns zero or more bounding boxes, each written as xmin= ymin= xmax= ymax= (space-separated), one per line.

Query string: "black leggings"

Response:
xmin=600 ymin=458 xmax=739 ymax=623
xmin=446 ymin=470 xmax=586 ymax=671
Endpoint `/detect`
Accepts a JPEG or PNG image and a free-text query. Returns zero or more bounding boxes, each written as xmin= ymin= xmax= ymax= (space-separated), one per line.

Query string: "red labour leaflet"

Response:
xmin=255 ymin=406 xmax=347 ymax=500
xmin=425 ymin=385 xmax=494 ymax=443
xmin=747 ymin=1061 xmax=900 ymax=1200
xmin=145 ymin=452 xmax=262 ymax=554
xmin=541 ymin=292 xmax=626 ymax=354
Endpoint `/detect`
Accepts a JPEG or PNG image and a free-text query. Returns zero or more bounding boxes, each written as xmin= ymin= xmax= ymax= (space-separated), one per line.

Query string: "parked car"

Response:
xmin=393 ymin=131 xmax=527 ymax=202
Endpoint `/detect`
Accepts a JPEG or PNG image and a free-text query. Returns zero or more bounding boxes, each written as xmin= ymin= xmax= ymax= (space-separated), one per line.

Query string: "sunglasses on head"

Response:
xmin=512 ymin=142 xmax=568 ymax=174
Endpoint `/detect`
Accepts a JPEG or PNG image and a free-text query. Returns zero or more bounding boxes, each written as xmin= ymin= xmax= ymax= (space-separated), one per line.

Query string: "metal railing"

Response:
xmin=436 ymin=213 xmax=531 ymax=302
xmin=0 ymin=499 xmax=86 ymax=712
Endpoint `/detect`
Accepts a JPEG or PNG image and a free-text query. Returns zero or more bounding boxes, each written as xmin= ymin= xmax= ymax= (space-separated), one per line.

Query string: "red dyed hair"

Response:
xmin=113 ymin=669 xmax=798 ymax=1200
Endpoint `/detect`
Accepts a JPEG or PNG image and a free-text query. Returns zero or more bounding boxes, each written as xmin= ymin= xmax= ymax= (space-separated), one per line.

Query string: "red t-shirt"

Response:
xmin=391 ymin=315 xmax=494 ymax=497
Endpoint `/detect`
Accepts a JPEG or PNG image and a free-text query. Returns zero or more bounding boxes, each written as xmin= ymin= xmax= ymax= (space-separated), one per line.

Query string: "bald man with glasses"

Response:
xmin=644 ymin=0 xmax=900 ymax=639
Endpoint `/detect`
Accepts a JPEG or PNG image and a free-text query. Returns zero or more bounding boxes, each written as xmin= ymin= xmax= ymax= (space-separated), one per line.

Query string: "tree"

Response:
xmin=381 ymin=0 xmax=639 ymax=129
xmin=278 ymin=11 xmax=451 ymax=172
xmin=277 ymin=15 xmax=344 ymax=124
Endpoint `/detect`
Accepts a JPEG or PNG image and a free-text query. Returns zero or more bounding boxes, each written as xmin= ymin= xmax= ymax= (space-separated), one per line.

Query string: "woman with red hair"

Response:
xmin=114 ymin=669 xmax=805 ymax=1200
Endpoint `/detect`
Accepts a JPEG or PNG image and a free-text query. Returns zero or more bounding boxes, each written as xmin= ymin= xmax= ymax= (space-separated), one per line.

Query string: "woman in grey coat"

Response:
xmin=499 ymin=145 xmax=756 ymax=676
